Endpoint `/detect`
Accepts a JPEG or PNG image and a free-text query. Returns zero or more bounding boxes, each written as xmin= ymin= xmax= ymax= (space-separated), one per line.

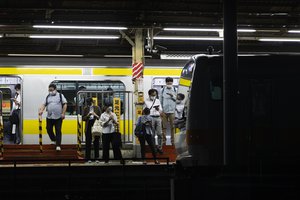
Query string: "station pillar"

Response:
xmin=132 ymin=29 xmax=145 ymax=119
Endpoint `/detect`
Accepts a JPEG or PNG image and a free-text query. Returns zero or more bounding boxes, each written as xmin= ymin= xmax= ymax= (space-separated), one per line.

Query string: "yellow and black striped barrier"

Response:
xmin=0 ymin=116 xmax=4 ymax=156
xmin=38 ymin=115 xmax=43 ymax=153
xmin=77 ymin=115 xmax=82 ymax=154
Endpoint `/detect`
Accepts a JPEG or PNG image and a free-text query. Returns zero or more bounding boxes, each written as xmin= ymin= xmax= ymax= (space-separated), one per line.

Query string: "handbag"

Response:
xmin=91 ymin=119 xmax=102 ymax=137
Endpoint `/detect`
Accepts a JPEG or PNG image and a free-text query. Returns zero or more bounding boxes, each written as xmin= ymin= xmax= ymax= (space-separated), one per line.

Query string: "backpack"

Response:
xmin=134 ymin=117 xmax=152 ymax=137
xmin=45 ymin=92 xmax=63 ymax=107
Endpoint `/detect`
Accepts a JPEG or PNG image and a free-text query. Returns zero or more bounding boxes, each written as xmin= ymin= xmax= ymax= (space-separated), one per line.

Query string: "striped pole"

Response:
xmin=38 ymin=115 xmax=43 ymax=153
xmin=77 ymin=115 xmax=82 ymax=154
xmin=0 ymin=116 xmax=4 ymax=156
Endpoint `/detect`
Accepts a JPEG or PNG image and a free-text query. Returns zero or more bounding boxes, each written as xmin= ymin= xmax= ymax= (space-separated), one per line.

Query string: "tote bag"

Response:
xmin=92 ymin=119 xmax=102 ymax=137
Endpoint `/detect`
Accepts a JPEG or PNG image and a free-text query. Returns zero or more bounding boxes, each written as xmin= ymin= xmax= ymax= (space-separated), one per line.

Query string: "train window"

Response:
xmin=210 ymin=81 xmax=222 ymax=100
xmin=181 ymin=61 xmax=195 ymax=80
xmin=52 ymin=80 xmax=125 ymax=115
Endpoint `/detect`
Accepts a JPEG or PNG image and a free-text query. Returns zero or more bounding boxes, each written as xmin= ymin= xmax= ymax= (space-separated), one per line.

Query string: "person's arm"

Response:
xmin=62 ymin=103 xmax=67 ymax=119
xmin=39 ymin=104 xmax=46 ymax=116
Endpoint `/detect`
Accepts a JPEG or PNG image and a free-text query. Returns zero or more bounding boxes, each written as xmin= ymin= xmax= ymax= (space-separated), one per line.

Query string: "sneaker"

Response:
xmin=154 ymin=160 xmax=160 ymax=165
xmin=85 ymin=160 xmax=92 ymax=164
xmin=51 ymin=141 xmax=56 ymax=145
xmin=142 ymin=160 xmax=147 ymax=165
xmin=95 ymin=160 xmax=100 ymax=164
xmin=56 ymin=146 xmax=61 ymax=151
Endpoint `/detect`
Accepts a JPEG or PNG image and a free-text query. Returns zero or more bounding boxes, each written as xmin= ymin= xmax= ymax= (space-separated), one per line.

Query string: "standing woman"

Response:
xmin=82 ymin=98 xmax=101 ymax=163
xmin=100 ymin=106 xmax=123 ymax=163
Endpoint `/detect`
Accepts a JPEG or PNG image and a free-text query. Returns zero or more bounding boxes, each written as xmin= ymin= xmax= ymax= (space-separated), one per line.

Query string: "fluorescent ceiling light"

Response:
xmin=154 ymin=36 xmax=223 ymax=41
xmin=7 ymin=54 xmax=84 ymax=57
xmin=29 ymin=34 xmax=120 ymax=39
xmin=259 ymin=38 xmax=300 ymax=42
xmin=288 ymin=30 xmax=300 ymax=33
xmin=160 ymin=54 xmax=193 ymax=60
xmin=33 ymin=25 xmax=127 ymax=30
xmin=104 ymin=55 xmax=152 ymax=58
xmin=163 ymin=28 xmax=256 ymax=32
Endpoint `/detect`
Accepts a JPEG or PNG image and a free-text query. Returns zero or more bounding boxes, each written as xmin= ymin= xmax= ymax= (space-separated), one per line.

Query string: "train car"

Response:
xmin=0 ymin=65 xmax=181 ymax=157
xmin=175 ymin=54 xmax=300 ymax=166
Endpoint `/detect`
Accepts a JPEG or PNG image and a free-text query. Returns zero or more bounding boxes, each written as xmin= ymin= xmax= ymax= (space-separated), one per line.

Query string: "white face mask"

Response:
xmin=176 ymin=100 xmax=182 ymax=104
xmin=150 ymin=96 xmax=156 ymax=101
xmin=49 ymin=90 xmax=57 ymax=96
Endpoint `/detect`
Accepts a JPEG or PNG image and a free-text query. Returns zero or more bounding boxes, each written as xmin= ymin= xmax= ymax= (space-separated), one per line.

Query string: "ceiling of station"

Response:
xmin=0 ymin=0 xmax=300 ymax=59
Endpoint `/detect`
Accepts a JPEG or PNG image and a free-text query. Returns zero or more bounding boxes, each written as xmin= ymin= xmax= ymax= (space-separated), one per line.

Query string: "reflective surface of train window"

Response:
xmin=52 ymin=80 xmax=125 ymax=115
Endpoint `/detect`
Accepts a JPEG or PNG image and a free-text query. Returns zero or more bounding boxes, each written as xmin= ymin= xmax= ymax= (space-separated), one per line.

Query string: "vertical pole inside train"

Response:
xmin=223 ymin=0 xmax=238 ymax=165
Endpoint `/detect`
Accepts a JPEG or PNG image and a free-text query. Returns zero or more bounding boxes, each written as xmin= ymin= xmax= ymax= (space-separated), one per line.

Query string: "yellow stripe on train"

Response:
xmin=93 ymin=68 xmax=182 ymax=76
xmin=179 ymin=78 xmax=191 ymax=87
xmin=0 ymin=68 xmax=83 ymax=75
xmin=23 ymin=119 xmax=133 ymax=135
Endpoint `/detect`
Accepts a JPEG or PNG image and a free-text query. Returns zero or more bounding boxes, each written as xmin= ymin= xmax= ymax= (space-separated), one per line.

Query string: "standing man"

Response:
xmin=10 ymin=84 xmax=21 ymax=144
xmin=160 ymin=77 xmax=177 ymax=146
xmin=144 ymin=89 xmax=163 ymax=154
xmin=39 ymin=83 xmax=67 ymax=151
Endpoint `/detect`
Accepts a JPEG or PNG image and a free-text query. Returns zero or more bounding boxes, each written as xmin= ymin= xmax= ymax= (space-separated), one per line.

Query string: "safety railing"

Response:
xmin=76 ymin=90 xmax=134 ymax=151
xmin=0 ymin=90 xmax=4 ymax=156
xmin=38 ymin=115 xmax=43 ymax=153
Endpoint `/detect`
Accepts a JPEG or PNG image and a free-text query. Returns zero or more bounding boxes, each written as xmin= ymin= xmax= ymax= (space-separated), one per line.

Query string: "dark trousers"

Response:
xmin=102 ymin=133 xmax=122 ymax=162
xmin=46 ymin=118 xmax=62 ymax=146
xmin=139 ymin=134 xmax=157 ymax=160
xmin=85 ymin=119 xmax=100 ymax=160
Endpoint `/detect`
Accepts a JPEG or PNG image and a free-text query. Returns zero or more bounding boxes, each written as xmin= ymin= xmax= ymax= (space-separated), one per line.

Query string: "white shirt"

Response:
xmin=12 ymin=92 xmax=21 ymax=110
xmin=100 ymin=112 xmax=117 ymax=134
xmin=175 ymin=102 xmax=185 ymax=119
xmin=144 ymin=98 xmax=162 ymax=116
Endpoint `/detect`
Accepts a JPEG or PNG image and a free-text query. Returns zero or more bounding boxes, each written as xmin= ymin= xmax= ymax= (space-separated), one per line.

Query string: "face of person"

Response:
xmin=106 ymin=106 xmax=113 ymax=113
xmin=166 ymin=81 xmax=173 ymax=88
xmin=48 ymin=87 xmax=57 ymax=96
xmin=149 ymin=92 xmax=156 ymax=100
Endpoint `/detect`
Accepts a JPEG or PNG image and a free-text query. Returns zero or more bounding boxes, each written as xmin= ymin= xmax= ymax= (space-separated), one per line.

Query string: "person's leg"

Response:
xmin=156 ymin=117 xmax=163 ymax=151
xmin=145 ymin=134 xmax=157 ymax=160
xmin=93 ymin=136 xmax=100 ymax=159
xmin=139 ymin=136 xmax=146 ymax=160
xmin=112 ymin=133 xmax=122 ymax=160
xmin=85 ymin=121 xmax=92 ymax=160
xmin=54 ymin=118 xmax=63 ymax=147
xmin=169 ymin=113 xmax=175 ymax=145
xmin=161 ymin=113 xmax=167 ymax=145
xmin=102 ymin=134 xmax=110 ymax=162
xmin=46 ymin=118 xmax=56 ymax=142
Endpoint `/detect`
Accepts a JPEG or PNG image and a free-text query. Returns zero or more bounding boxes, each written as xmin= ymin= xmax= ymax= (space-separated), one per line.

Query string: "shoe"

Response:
xmin=56 ymin=146 xmax=61 ymax=151
xmin=95 ymin=160 xmax=100 ymax=164
xmin=104 ymin=161 xmax=109 ymax=164
xmin=51 ymin=141 xmax=56 ymax=145
xmin=120 ymin=159 xmax=125 ymax=165
xmin=155 ymin=160 xmax=160 ymax=165
xmin=142 ymin=160 xmax=147 ymax=165
xmin=86 ymin=160 xmax=92 ymax=164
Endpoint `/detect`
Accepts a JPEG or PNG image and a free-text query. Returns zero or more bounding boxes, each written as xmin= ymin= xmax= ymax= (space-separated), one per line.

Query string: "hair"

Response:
xmin=143 ymin=107 xmax=150 ymax=115
xmin=177 ymin=93 xmax=185 ymax=100
xmin=86 ymin=97 xmax=93 ymax=105
xmin=15 ymin=84 xmax=21 ymax=90
xmin=165 ymin=77 xmax=173 ymax=83
xmin=102 ymin=105 xmax=109 ymax=113
xmin=148 ymin=89 xmax=157 ymax=96
xmin=48 ymin=83 xmax=57 ymax=90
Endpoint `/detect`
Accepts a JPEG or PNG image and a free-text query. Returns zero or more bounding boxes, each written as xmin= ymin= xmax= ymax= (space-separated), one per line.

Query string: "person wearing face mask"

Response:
xmin=144 ymin=89 xmax=163 ymax=154
xmin=175 ymin=93 xmax=185 ymax=120
xmin=10 ymin=84 xmax=22 ymax=144
xmin=160 ymin=77 xmax=177 ymax=146
xmin=82 ymin=98 xmax=101 ymax=163
xmin=39 ymin=83 xmax=67 ymax=151
xmin=100 ymin=106 xmax=123 ymax=163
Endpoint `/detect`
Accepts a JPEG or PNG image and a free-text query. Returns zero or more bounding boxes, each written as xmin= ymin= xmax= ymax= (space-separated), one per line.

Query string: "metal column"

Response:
xmin=223 ymin=0 xmax=238 ymax=165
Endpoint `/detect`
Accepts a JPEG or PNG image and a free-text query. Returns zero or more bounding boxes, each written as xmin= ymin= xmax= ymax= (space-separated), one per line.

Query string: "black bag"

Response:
xmin=9 ymin=109 xmax=20 ymax=124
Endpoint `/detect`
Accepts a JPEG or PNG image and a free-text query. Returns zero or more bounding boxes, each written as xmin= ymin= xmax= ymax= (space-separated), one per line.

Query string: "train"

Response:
xmin=175 ymin=54 xmax=300 ymax=166
xmin=0 ymin=65 xmax=181 ymax=155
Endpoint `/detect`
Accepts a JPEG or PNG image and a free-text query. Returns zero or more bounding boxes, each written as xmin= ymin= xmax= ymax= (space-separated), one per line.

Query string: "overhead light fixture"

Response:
xmin=259 ymin=38 xmax=300 ymax=42
xmin=29 ymin=34 xmax=120 ymax=39
xmin=33 ymin=25 xmax=127 ymax=30
xmin=104 ymin=55 xmax=152 ymax=58
xmin=153 ymin=36 xmax=223 ymax=41
xmin=160 ymin=54 xmax=193 ymax=60
xmin=163 ymin=28 xmax=256 ymax=32
xmin=7 ymin=54 xmax=84 ymax=57
xmin=288 ymin=30 xmax=300 ymax=33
